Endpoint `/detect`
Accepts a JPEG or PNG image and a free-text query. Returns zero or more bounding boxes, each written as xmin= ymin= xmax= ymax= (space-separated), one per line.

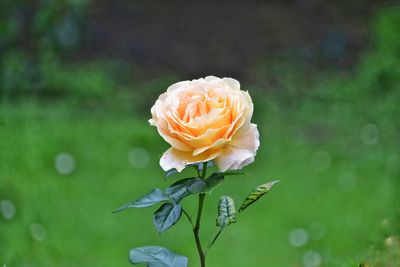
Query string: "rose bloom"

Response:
xmin=149 ymin=76 xmax=260 ymax=172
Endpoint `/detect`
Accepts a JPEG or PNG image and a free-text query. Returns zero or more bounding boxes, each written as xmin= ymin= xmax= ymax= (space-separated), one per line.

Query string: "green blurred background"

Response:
xmin=1 ymin=1 xmax=399 ymax=266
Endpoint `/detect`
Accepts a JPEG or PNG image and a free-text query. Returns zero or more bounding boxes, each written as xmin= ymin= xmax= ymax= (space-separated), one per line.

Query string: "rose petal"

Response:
xmin=222 ymin=77 xmax=240 ymax=91
xmin=204 ymin=76 xmax=220 ymax=82
xmin=167 ymin=80 xmax=190 ymax=93
xmin=192 ymin=138 xmax=227 ymax=156
xmin=155 ymin=118 xmax=193 ymax=151
xmin=160 ymin=147 xmax=221 ymax=172
xmin=214 ymin=123 xmax=260 ymax=172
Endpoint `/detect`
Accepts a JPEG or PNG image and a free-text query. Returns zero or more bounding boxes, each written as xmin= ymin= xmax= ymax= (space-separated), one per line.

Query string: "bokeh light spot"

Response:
xmin=289 ymin=228 xmax=309 ymax=247
xmin=360 ymin=123 xmax=379 ymax=145
xmin=311 ymin=151 xmax=331 ymax=172
xmin=0 ymin=199 xmax=16 ymax=220
xmin=128 ymin=147 xmax=150 ymax=169
xmin=30 ymin=223 xmax=47 ymax=242
xmin=55 ymin=153 xmax=76 ymax=175
xmin=337 ymin=172 xmax=357 ymax=192
xmin=303 ymin=250 xmax=322 ymax=267
xmin=384 ymin=236 xmax=399 ymax=248
xmin=381 ymin=218 xmax=390 ymax=228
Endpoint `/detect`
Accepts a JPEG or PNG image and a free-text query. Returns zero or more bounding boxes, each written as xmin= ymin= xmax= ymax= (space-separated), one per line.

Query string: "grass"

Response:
xmin=0 ymin=86 xmax=398 ymax=267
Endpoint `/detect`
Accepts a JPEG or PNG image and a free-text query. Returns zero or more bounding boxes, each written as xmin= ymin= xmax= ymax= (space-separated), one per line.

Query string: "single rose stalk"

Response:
xmin=114 ymin=76 xmax=278 ymax=267
xmin=149 ymin=76 xmax=259 ymax=267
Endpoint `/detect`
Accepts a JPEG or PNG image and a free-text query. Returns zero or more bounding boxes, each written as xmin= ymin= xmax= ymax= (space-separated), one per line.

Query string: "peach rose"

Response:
xmin=149 ymin=76 xmax=260 ymax=172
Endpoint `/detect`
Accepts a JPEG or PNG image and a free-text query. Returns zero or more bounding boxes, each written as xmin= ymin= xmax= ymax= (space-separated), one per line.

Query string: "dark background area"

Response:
xmin=1 ymin=0 xmax=397 ymax=85
xmin=82 ymin=0 xmax=381 ymax=76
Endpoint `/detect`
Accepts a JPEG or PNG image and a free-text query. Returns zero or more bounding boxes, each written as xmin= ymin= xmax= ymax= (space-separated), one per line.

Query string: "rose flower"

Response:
xmin=149 ymin=76 xmax=259 ymax=172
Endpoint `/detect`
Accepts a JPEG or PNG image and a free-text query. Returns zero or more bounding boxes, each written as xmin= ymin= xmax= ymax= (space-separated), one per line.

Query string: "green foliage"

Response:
xmin=164 ymin=168 xmax=181 ymax=179
xmin=239 ymin=180 xmax=279 ymax=212
xmin=0 ymin=0 xmax=22 ymax=47
xmin=129 ymin=246 xmax=188 ymax=267
xmin=45 ymin=62 xmax=119 ymax=97
xmin=0 ymin=0 xmax=91 ymax=96
xmin=185 ymin=178 xmax=208 ymax=194
xmin=164 ymin=178 xmax=207 ymax=202
xmin=1 ymin=50 xmax=32 ymax=94
xmin=355 ymin=7 xmax=400 ymax=97
xmin=372 ymin=6 xmax=400 ymax=57
xmin=113 ymin=162 xmax=259 ymax=264
xmin=164 ymin=178 xmax=194 ymax=202
xmin=153 ymin=203 xmax=182 ymax=233
xmin=204 ymin=173 xmax=224 ymax=192
xmin=113 ymin=189 xmax=169 ymax=212
xmin=1 ymin=51 xmax=120 ymax=97
xmin=216 ymin=196 xmax=237 ymax=229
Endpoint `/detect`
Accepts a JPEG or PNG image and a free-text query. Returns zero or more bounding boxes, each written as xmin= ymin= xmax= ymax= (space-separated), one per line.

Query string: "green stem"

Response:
xmin=201 ymin=162 xmax=207 ymax=180
xmin=182 ymin=208 xmax=194 ymax=228
xmin=193 ymin=162 xmax=208 ymax=267
xmin=194 ymin=194 xmax=206 ymax=267
xmin=205 ymin=229 xmax=223 ymax=255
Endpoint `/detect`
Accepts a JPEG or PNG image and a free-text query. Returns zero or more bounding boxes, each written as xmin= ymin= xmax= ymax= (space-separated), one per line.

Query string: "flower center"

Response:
xmin=178 ymin=91 xmax=226 ymax=124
